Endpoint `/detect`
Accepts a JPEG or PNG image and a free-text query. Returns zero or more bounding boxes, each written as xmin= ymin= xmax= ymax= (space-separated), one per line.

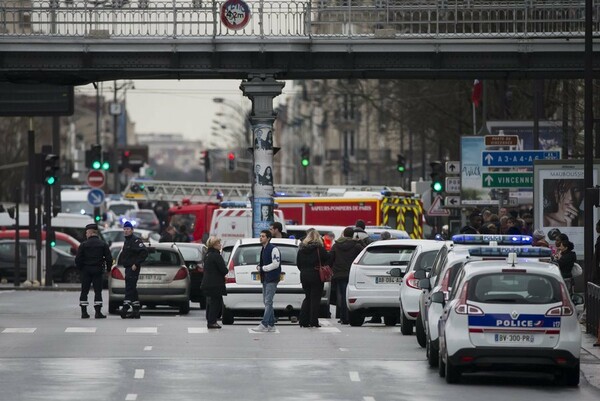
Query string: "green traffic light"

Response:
xmin=94 ymin=215 xmax=101 ymax=222
xmin=101 ymin=161 xmax=110 ymax=170
xmin=92 ymin=160 xmax=101 ymax=170
xmin=50 ymin=240 xmax=56 ymax=247
xmin=45 ymin=176 xmax=56 ymax=185
xmin=397 ymin=166 xmax=405 ymax=172
xmin=301 ymin=159 xmax=309 ymax=167
xmin=433 ymin=181 xmax=443 ymax=192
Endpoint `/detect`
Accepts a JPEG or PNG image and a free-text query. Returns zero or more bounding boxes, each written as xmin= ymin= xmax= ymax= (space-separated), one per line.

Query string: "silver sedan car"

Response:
xmin=108 ymin=243 xmax=191 ymax=315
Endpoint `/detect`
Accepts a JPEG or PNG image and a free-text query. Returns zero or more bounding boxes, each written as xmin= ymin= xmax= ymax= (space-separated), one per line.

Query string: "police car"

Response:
xmin=416 ymin=235 xmax=537 ymax=367
xmin=435 ymin=251 xmax=582 ymax=385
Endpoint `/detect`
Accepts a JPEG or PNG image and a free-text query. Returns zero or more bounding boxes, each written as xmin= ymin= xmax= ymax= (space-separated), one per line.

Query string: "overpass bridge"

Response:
xmin=0 ymin=0 xmax=599 ymax=85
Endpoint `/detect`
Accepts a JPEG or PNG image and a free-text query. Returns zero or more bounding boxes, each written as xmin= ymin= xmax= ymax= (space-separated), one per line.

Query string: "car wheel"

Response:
xmin=62 ymin=268 xmax=80 ymax=284
xmin=445 ymin=349 xmax=460 ymax=384
xmin=179 ymin=301 xmax=190 ymax=315
xmin=415 ymin=315 xmax=426 ymax=348
xmin=384 ymin=315 xmax=398 ymax=326
xmin=399 ymin=306 xmax=413 ymax=335
xmin=348 ymin=310 xmax=364 ymax=327
xmin=318 ymin=303 xmax=331 ymax=318
xmin=438 ymin=350 xmax=446 ymax=377
xmin=222 ymin=308 xmax=234 ymax=325
xmin=564 ymin=363 xmax=580 ymax=386
xmin=427 ymin=336 xmax=439 ymax=367
xmin=109 ymin=301 xmax=120 ymax=314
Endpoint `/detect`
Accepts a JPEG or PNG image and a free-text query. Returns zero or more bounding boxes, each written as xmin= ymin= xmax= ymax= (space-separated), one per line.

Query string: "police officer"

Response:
xmin=75 ymin=223 xmax=113 ymax=319
xmin=118 ymin=221 xmax=148 ymax=319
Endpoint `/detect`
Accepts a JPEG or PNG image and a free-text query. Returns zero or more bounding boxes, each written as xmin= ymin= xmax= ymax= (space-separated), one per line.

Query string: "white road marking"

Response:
xmin=134 ymin=369 xmax=145 ymax=379
xmin=318 ymin=319 xmax=332 ymax=326
xmin=125 ymin=394 xmax=138 ymax=400
xmin=363 ymin=397 xmax=376 ymax=401
xmin=65 ymin=327 xmax=96 ymax=333
xmin=143 ymin=346 xmax=153 ymax=351
xmin=188 ymin=327 xmax=208 ymax=334
xmin=339 ymin=348 xmax=349 ymax=352
xmin=2 ymin=328 xmax=36 ymax=333
xmin=349 ymin=371 xmax=361 ymax=382
xmin=316 ymin=327 xmax=341 ymax=333
xmin=126 ymin=327 xmax=157 ymax=334
xmin=247 ymin=328 xmax=279 ymax=334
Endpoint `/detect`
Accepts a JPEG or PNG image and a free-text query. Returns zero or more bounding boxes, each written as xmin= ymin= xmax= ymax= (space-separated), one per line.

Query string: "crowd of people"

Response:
xmin=459 ymin=207 xmax=534 ymax=236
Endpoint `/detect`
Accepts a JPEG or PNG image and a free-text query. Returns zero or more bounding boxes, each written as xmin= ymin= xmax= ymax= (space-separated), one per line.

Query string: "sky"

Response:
xmin=77 ymin=79 xmax=294 ymax=146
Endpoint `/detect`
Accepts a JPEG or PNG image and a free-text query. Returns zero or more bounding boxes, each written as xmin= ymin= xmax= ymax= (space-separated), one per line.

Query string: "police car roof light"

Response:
xmin=506 ymin=252 xmax=517 ymax=265
xmin=451 ymin=234 xmax=533 ymax=245
xmin=467 ymin=247 xmax=552 ymax=258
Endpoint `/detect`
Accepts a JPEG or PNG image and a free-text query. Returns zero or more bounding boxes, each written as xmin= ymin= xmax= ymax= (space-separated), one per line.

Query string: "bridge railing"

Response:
xmin=0 ymin=1 xmax=597 ymax=39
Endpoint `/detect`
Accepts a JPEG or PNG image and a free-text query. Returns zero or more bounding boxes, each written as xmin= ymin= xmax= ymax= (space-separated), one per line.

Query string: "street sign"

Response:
xmin=484 ymin=135 xmax=519 ymax=147
xmin=86 ymin=170 xmax=105 ymax=188
xmin=482 ymin=172 xmax=534 ymax=188
xmin=427 ymin=195 xmax=450 ymax=216
xmin=481 ymin=150 xmax=560 ymax=167
xmin=445 ymin=196 xmax=461 ymax=208
xmin=445 ymin=161 xmax=460 ymax=175
xmin=87 ymin=189 xmax=105 ymax=206
xmin=445 ymin=177 xmax=461 ymax=194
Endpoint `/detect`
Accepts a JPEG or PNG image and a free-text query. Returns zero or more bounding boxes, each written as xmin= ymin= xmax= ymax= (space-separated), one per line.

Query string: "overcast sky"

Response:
xmin=77 ymin=79 xmax=293 ymax=146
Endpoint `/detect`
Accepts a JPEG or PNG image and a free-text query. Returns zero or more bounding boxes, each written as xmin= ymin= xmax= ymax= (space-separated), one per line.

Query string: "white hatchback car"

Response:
xmin=436 ymin=254 xmax=582 ymax=385
xmin=222 ymin=238 xmax=331 ymax=325
xmin=347 ymin=239 xmax=428 ymax=326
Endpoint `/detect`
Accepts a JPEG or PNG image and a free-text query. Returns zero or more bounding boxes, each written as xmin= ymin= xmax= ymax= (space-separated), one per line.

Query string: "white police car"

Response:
xmin=435 ymin=253 xmax=582 ymax=385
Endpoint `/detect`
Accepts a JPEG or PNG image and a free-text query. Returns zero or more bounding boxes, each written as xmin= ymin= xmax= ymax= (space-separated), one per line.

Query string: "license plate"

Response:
xmin=139 ymin=274 xmax=163 ymax=281
xmin=251 ymin=272 xmax=285 ymax=281
xmin=494 ymin=333 xmax=535 ymax=343
xmin=375 ymin=276 xmax=402 ymax=284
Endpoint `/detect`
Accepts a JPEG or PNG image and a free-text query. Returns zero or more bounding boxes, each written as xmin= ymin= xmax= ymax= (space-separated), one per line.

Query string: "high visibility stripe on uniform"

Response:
xmin=94 ymin=301 xmax=103 ymax=306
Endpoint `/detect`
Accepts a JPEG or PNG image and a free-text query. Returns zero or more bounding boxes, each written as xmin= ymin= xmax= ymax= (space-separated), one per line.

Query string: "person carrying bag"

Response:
xmin=296 ymin=229 xmax=329 ymax=327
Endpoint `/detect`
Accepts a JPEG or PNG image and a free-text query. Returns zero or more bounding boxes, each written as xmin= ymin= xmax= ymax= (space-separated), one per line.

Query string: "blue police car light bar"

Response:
xmin=451 ymin=234 xmax=533 ymax=245
xmin=468 ymin=247 xmax=552 ymax=258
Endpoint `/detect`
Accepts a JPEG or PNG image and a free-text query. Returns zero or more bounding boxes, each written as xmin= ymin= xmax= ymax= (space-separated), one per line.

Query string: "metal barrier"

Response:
xmin=0 ymin=0 xmax=598 ymax=39
xmin=587 ymin=282 xmax=600 ymax=336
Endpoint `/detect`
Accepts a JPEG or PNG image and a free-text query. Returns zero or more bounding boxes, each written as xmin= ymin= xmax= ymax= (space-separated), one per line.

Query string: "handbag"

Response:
xmin=571 ymin=263 xmax=583 ymax=278
xmin=315 ymin=248 xmax=333 ymax=282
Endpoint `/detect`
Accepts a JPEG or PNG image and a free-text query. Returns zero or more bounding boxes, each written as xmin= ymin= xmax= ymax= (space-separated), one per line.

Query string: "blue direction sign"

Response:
xmin=87 ymin=188 xmax=105 ymax=206
xmin=481 ymin=150 xmax=560 ymax=167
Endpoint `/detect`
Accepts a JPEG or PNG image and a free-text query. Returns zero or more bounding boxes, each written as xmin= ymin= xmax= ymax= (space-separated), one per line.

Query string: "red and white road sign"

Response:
xmin=86 ymin=170 xmax=106 ymax=188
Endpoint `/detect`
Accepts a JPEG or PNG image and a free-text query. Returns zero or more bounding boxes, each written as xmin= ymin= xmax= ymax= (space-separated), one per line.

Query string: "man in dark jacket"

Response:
xmin=75 ymin=223 xmax=113 ymax=319
xmin=118 ymin=221 xmax=149 ymax=318
xmin=329 ymin=227 xmax=364 ymax=325
xmin=159 ymin=225 xmax=176 ymax=242
xmin=251 ymin=230 xmax=281 ymax=333
xmin=269 ymin=222 xmax=289 ymax=238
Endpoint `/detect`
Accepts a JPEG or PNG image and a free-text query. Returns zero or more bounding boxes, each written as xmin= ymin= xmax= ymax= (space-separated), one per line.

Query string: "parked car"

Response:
xmin=0 ymin=239 xmax=79 ymax=284
xmin=171 ymin=242 xmax=207 ymax=309
xmin=0 ymin=229 xmax=80 ymax=255
xmin=108 ymin=243 xmax=190 ymax=314
xmin=122 ymin=209 xmax=161 ymax=232
xmin=222 ymin=238 xmax=331 ymax=325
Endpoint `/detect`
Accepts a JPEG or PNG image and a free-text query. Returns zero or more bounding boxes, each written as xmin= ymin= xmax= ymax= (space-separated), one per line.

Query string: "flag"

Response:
xmin=471 ymin=79 xmax=482 ymax=107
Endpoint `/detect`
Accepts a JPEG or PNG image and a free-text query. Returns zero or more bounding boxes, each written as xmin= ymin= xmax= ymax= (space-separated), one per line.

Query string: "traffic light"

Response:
xmin=43 ymin=154 xmax=59 ymax=186
xmin=300 ymin=146 xmax=310 ymax=167
xmin=396 ymin=154 xmax=406 ymax=173
xmin=227 ymin=152 xmax=236 ymax=171
xmin=93 ymin=206 xmax=102 ymax=222
xmin=101 ymin=151 xmax=111 ymax=171
xmin=90 ymin=144 xmax=102 ymax=170
xmin=47 ymin=229 xmax=56 ymax=248
xmin=201 ymin=150 xmax=211 ymax=171
xmin=430 ymin=161 xmax=445 ymax=193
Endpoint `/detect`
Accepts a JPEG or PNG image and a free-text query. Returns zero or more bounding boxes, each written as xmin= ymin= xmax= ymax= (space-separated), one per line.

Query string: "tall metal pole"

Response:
xmin=28 ymin=121 xmax=35 ymax=240
xmin=113 ymin=81 xmax=120 ymax=193
xmin=14 ymin=188 xmax=20 ymax=287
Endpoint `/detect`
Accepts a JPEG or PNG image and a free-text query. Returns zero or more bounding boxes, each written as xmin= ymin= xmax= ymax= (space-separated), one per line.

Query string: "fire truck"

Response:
xmin=122 ymin=180 xmax=424 ymax=240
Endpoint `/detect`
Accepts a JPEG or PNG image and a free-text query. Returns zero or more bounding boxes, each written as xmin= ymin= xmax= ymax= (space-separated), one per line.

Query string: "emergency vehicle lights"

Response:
xmin=452 ymin=234 xmax=532 ymax=245
xmin=467 ymin=247 xmax=552 ymax=258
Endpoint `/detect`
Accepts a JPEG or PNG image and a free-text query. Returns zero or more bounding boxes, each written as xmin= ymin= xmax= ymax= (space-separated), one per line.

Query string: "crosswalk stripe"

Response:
xmin=65 ymin=327 xmax=97 ymax=333
xmin=143 ymin=346 xmax=153 ymax=351
xmin=349 ymin=371 xmax=361 ymax=382
xmin=316 ymin=327 xmax=341 ymax=333
xmin=188 ymin=327 xmax=208 ymax=334
xmin=134 ymin=369 xmax=144 ymax=379
xmin=125 ymin=394 xmax=138 ymax=401
xmin=126 ymin=327 xmax=157 ymax=334
xmin=318 ymin=319 xmax=332 ymax=326
xmin=2 ymin=328 xmax=36 ymax=333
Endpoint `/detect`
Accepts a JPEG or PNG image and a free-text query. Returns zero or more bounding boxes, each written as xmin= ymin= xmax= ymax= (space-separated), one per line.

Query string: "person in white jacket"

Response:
xmin=251 ymin=230 xmax=281 ymax=333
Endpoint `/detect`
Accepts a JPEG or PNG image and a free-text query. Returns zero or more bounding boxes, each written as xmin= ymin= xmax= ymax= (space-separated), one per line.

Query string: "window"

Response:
xmin=413 ymin=250 xmax=439 ymax=271
xmin=358 ymin=245 xmax=416 ymax=266
xmin=468 ymin=274 xmax=560 ymax=305
xmin=144 ymin=250 xmax=181 ymax=266
xmin=233 ymin=244 xmax=298 ymax=266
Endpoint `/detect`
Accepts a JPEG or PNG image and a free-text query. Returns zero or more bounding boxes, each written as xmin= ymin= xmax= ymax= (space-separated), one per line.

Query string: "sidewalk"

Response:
xmin=0 ymin=283 xmax=80 ymax=291
xmin=581 ymin=327 xmax=600 ymax=389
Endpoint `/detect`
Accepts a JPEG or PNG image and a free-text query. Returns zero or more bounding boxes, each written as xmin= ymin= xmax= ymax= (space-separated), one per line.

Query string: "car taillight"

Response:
xmin=546 ymin=282 xmax=573 ymax=316
xmin=111 ymin=267 xmax=124 ymax=280
xmin=404 ymin=271 xmax=419 ymax=289
xmin=226 ymin=258 xmax=236 ymax=284
xmin=173 ymin=267 xmax=189 ymax=280
xmin=454 ymin=281 xmax=484 ymax=315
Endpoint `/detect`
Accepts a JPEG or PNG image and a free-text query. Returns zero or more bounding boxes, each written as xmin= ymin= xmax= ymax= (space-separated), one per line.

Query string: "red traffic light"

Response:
xmin=228 ymin=152 xmax=235 ymax=160
xmin=123 ymin=150 xmax=131 ymax=157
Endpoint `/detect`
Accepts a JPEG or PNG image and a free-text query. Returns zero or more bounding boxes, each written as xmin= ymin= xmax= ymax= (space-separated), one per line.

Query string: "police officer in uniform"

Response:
xmin=75 ymin=223 xmax=113 ymax=319
xmin=118 ymin=221 xmax=148 ymax=319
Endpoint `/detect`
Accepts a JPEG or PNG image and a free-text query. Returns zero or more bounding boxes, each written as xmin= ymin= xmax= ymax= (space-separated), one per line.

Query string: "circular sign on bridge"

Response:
xmin=220 ymin=0 xmax=251 ymax=31
xmin=86 ymin=170 xmax=106 ymax=188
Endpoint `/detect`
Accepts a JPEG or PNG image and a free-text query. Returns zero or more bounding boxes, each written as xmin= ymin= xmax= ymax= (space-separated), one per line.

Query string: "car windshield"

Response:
xmin=178 ymin=246 xmax=203 ymax=262
xmin=110 ymin=204 xmax=136 ymax=216
xmin=232 ymin=244 xmax=298 ymax=266
xmin=170 ymin=214 xmax=196 ymax=232
xmin=357 ymin=245 xmax=416 ymax=266
xmin=468 ymin=273 xmax=561 ymax=305
xmin=128 ymin=210 xmax=156 ymax=222
xmin=143 ymin=249 xmax=182 ymax=267
xmin=62 ymin=201 xmax=92 ymax=215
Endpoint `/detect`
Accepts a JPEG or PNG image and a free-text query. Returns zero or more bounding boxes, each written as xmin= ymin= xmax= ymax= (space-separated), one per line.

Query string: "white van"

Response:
xmin=209 ymin=208 xmax=286 ymax=247
xmin=0 ymin=211 xmax=94 ymax=243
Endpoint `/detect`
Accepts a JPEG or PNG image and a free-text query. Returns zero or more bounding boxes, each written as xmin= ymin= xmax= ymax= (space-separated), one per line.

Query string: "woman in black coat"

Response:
xmin=296 ymin=229 xmax=328 ymax=328
xmin=201 ymin=236 xmax=229 ymax=329
xmin=556 ymin=240 xmax=576 ymax=294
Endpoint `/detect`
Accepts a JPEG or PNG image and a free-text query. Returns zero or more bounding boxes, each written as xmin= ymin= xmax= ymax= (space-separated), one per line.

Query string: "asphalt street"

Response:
xmin=1 ymin=290 xmax=600 ymax=401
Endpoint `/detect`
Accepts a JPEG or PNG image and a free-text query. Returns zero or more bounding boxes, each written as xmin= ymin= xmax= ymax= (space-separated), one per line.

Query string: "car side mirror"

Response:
xmin=414 ymin=269 xmax=426 ymax=280
xmin=431 ymin=291 xmax=445 ymax=305
xmin=571 ymin=293 xmax=584 ymax=306
xmin=389 ymin=267 xmax=402 ymax=277
xmin=418 ymin=277 xmax=430 ymax=290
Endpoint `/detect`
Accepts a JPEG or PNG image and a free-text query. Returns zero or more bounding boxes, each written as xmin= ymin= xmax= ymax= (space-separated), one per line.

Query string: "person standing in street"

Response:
xmin=269 ymin=222 xmax=289 ymax=238
xmin=118 ymin=221 xmax=148 ymax=319
xmin=75 ymin=223 xmax=113 ymax=319
xmin=201 ymin=236 xmax=229 ymax=329
xmin=251 ymin=230 xmax=281 ymax=333
xmin=296 ymin=229 xmax=328 ymax=328
xmin=159 ymin=225 xmax=177 ymax=242
xmin=329 ymin=227 xmax=364 ymax=325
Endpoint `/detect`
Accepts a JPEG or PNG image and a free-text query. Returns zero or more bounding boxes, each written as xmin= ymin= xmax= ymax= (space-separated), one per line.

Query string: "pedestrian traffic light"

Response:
xmin=227 ymin=152 xmax=236 ymax=171
xmin=396 ymin=154 xmax=406 ymax=173
xmin=430 ymin=161 xmax=445 ymax=193
xmin=89 ymin=144 xmax=102 ymax=170
xmin=300 ymin=146 xmax=310 ymax=167
xmin=43 ymin=154 xmax=60 ymax=186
